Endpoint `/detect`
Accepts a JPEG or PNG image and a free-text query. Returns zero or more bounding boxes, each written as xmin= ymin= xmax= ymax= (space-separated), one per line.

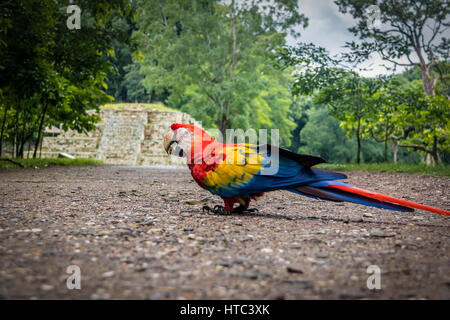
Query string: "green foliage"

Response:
xmin=299 ymin=106 xmax=355 ymax=163
xmin=312 ymin=71 xmax=381 ymax=162
xmin=104 ymin=7 xmax=170 ymax=103
xmin=283 ymin=36 xmax=449 ymax=165
xmin=134 ymin=0 xmax=307 ymax=134
xmin=394 ymin=63 xmax=450 ymax=97
xmin=434 ymin=61 xmax=450 ymax=97
xmin=397 ymin=91 xmax=450 ymax=155
xmin=104 ymin=13 xmax=136 ymax=102
xmin=0 ymin=0 xmax=135 ymax=158
xmin=280 ymin=43 xmax=345 ymax=96
xmin=248 ymin=72 xmax=296 ymax=147
xmin=288 ymin=96 xmax=313 ymax=152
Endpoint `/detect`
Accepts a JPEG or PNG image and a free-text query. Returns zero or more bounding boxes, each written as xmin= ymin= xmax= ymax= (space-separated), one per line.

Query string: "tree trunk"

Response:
xmin=18 ymin=139 xmax=25 ymax=158
xmin=19 ymin=133 xmax=32 ymax=159
xmin=39 ymin=134 xmax=43 ymax=158
xmin=355 ymin=79 xmax=362 ymax=164
xmin=384 ymin=118 xmax=388 ymax=162
xmin=431 ymin=135 xmax=438 ymax=165
xmin=13 ymin=109 xmax=19 ymax=158
xmin=27 ymin=137 xmax=31 ymax=159
xmin=34 ymin=104 xmax=48 ymax=159
xmin=218 ymin=109 xmax=228 ymax=138
xmin=15 ymin=135 xmax=20 ymax=158
xmin=417 ymin=62 xmax=440 ymax=165
xmin=0 ymin=103 xmax=9 ymax=157
xmin=356 ymin=117 xmax=361 ymax=164
xmin=18 ymin=107 xmax=28 ymax=158
xmin=426 ymin=153 xmax=434 ymax=166
xmin=17 ymin=126 xmax=24 ymax=158
xmin=15 ymin=137 xmax=19 ymax=158
xmin=392 ymin=142 xmax=398 ymax=163
xmin=420 ymin=65 xmax=435 ymax=96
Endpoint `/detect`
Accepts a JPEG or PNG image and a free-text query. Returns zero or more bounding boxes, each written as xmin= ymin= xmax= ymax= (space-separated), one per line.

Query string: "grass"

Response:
xmin=102 ymin=102 xmax=175 ymax=112
xmin=318 ymin=163 xmax=450 ymax=177
xmin=0 ymin=158 xmax=103 ymax=169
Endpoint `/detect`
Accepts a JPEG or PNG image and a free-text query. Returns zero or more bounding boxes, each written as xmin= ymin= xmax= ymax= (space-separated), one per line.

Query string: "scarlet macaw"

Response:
xmin=163 ymin=123 xmax=449 ymax=216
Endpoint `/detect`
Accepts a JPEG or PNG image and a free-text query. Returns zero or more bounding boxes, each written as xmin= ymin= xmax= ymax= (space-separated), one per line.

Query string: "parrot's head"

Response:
xmin=164 ymin=123 xmax=214 ymax=158
xmin=164 ymin=126 xmax=192 ymax=158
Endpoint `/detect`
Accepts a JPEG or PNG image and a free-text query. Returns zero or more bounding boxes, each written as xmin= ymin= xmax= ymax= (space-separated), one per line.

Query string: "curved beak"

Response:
xmin=163 ymin=130 xmax=176 ymax=155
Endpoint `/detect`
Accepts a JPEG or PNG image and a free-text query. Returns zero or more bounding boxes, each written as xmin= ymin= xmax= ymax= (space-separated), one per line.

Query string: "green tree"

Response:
xmin=105 ymin=13 xmax=136 ymax=102
xmin=374 ymin=70 xmax=450 ymax=163
xmin=395 ymin=89 xmax=450 ymax=163
xmin=313 ymin=72 xmax=383 ymax=163
xmin=363 ymin=77 xmax=404 ymax=162
xmin=134 ymin=0 xmax=307 ymax=134
xmin=0 ymin=0 xmax=57 ymax=157
xmin=248 ymin=71 xmax=296 ymax=147
xmin=288 ymin=96 xmax=314 ymax=152
xmin=335 ymin=0 xmax=449 ymax=97
xmin=0 ymin=0 xmax=134 ymax=158
xmin=299 ymin=106 xmax=356 ymax=163
xmin=282 ymin=41 xmax=448 ymax=165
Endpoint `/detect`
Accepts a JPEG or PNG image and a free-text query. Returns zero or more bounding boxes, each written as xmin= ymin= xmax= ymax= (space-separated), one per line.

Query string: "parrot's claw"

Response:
xmin=202 ymin=205 xmax=230 ymax=215
xmin=214 ymin=205 xmax=230 ymax=215
xmin=231 ymin=206 xmax=259 ymax=214
xmin=202 ymin=205 xmax=211 ymax=214
xmin=202 ymin=205 xmax=258 ymax=215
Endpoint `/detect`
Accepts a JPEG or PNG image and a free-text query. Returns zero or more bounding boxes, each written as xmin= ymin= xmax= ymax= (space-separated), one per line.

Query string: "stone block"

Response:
xmin=41 ymin=104 xmax=200 ymax=166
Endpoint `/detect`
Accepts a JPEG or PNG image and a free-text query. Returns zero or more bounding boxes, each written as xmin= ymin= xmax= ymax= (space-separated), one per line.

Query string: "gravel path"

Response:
xmin=0 ymin=165 xmax=449 ymax=299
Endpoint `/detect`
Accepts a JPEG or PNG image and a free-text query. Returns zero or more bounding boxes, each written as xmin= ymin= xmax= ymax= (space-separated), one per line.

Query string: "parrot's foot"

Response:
xmin=231 ymin=205 xmax=259 ymax=214
xmin=202 ymin=205 xmax=231 ymax=215
xmin=202 ymin=205 xmax=259 ymax=215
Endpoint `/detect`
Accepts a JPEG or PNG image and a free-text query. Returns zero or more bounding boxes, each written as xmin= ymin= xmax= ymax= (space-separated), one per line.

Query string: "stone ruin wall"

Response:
xmin=41 ymin=105 xmax=199 ymax=166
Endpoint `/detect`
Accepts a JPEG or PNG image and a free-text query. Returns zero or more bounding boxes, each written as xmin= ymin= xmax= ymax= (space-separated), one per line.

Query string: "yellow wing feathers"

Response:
xmin=203 ymin=144 xmax=263 ymax=189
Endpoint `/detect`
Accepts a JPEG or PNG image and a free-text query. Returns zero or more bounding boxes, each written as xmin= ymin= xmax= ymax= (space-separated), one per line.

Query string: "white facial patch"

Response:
xmin=168 ymin=127 xmax=193 ymax=158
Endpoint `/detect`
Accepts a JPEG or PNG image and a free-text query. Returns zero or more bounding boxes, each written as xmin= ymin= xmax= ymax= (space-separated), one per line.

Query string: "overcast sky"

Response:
xmin=287 ymin=0 xmax=408 ymax=77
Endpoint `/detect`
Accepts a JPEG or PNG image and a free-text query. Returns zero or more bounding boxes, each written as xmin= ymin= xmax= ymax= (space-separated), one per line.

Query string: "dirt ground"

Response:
xmin=0 ymin=165 xmax=449 ymax=299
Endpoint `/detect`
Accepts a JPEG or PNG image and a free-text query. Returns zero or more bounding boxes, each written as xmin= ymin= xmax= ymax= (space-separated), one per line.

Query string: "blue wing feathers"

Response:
xmin=212 ymin=145 xmax=414 ymax=213
xmin=214 ymin=151 xmax=347 ymax=197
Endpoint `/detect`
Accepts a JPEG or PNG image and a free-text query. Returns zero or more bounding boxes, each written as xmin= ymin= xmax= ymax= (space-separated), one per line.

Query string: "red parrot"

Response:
xmin=163 ymin=123 xmax=449 ymax=216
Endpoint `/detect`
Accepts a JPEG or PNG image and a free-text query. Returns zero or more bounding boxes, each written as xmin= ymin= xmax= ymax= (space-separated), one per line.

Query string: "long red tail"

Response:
xmin=328 ymin=184 xmax=450 ymax=216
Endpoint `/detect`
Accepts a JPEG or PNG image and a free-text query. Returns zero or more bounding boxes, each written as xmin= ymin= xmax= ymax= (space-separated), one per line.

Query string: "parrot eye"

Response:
xmin=167 ymin=140 xmax=177 ymax=152
xmin=178 ymin=149 xmax=185 ymax=157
